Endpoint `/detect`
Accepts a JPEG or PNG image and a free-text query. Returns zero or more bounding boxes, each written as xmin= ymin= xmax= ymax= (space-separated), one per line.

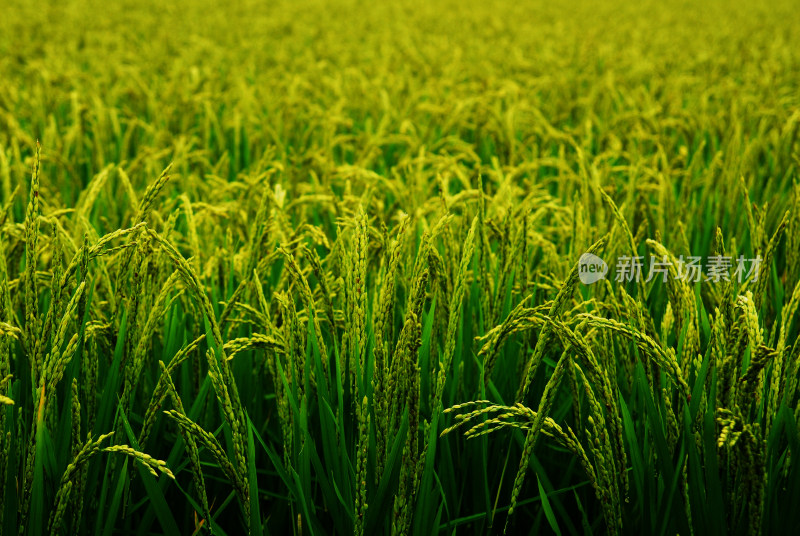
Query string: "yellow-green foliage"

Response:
xmin=0 ymin=0 xmax=798 ymax=535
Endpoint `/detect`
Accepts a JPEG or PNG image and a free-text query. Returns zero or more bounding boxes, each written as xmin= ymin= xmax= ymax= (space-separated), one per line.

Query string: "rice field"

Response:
xmin=1 ymin=0 xmax=799 ymax=534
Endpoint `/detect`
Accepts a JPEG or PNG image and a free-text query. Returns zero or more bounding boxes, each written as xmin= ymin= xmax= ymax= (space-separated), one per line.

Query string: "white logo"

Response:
xmin=578 ymin=253 xmax=761 ymax=285
xmin=579 ymin=253 xmax=608 ymax=284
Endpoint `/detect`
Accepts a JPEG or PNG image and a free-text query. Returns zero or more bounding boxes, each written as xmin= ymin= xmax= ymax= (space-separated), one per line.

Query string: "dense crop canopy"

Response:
xmin=0 ymin=0 xmax=799 ymax=534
